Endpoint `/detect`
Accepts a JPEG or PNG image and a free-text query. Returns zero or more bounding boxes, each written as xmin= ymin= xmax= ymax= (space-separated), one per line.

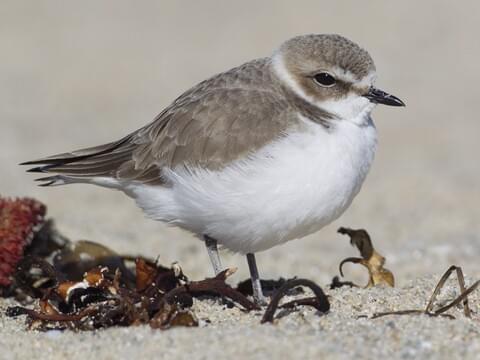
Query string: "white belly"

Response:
xmin=127 ymin=116 xmax=377 ymax=254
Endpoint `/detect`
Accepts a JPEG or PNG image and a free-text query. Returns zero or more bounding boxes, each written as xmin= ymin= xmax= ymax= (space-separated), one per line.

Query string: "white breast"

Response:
xmin=126 ymin=113 xmax=377 ymax=254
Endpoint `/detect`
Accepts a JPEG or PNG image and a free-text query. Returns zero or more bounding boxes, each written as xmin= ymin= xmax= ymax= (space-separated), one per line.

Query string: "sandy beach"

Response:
xmin=1 ymin=1 xmax=480 ymax=359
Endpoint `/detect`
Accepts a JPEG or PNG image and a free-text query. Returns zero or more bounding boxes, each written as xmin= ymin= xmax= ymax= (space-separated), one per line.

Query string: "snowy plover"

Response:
xmin=22 ymin=34 xmax=404 ymax=304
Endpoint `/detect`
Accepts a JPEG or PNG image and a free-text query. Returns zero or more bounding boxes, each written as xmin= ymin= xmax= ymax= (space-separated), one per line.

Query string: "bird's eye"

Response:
xmin=313 ymin=72 xmax=336 ymax=87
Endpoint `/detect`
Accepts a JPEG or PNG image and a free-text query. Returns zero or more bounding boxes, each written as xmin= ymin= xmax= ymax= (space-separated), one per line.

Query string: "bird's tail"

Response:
xmin=20 ymin=135 xmax=135 ymax=187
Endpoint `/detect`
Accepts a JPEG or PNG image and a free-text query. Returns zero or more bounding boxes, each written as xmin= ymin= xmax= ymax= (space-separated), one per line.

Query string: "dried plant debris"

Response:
xmin=6 ymin=256 xmax=255 ymax=330
xmin=333 ymin=227 xmax=394 ymax=288
xmin=6 ymin=257 xmax=331 ymax=330
xmin=261 ymin=279 xmax=330 ymax=323
xmin=366 ymin=265 xmax=479 ymax=320
xmin=1 ymin=196 xmax=329 ymax=330
xmin=236 ymin=277 xmax=305 ymax=298
xmin=6 ymin=255 xmax=331 ymax=330
xmin=331 ymin=228 xmax=478 ymax=321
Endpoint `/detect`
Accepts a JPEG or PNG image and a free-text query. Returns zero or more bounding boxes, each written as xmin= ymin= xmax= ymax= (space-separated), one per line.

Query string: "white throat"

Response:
xmin=320 ymin=96 xmax=375 ymax=125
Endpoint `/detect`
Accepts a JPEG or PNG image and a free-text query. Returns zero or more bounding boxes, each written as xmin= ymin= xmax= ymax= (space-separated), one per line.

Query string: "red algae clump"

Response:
xmin=0 ymin=197 xmax=46 ymax=286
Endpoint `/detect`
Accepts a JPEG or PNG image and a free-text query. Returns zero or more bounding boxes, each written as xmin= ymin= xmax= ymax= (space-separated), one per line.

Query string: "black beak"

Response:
xmin=363 ymin=87 xmax=405 ymax=107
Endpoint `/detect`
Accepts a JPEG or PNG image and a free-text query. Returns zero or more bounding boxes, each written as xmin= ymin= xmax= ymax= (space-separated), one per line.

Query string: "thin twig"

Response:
xmin=455 ymin=267 xmax=471 ymax=318
xmin=425 ymin=265 xmax=457 ymax=313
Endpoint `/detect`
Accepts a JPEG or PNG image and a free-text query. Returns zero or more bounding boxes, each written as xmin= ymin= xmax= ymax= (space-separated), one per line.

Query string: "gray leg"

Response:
xmin=246 ymin=253 xmax=267 ymax=305
xmin=204 ymin=235 xmax=223 ymax=275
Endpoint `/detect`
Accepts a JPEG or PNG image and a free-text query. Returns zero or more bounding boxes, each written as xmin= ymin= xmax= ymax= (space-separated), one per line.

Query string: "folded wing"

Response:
xmin=22 ymin=59 xmax=298 ymax=186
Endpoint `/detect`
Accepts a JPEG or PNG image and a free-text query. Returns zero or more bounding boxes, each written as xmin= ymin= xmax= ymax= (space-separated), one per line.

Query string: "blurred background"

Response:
xmin=1 ymin=0 xmax=479 ymax=285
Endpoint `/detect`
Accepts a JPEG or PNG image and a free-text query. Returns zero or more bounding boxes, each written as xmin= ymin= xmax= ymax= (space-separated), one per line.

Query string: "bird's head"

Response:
xmin=273 ymin=34 xmax=404 ymax=124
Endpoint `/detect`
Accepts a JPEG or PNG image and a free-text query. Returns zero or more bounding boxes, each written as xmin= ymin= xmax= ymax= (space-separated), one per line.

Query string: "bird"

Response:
xmin=21 ymin=34 xmax=404 ymax=305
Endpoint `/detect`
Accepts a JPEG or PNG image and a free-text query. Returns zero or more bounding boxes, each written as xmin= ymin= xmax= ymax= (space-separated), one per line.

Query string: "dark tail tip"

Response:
xmin=19 ymin=160 xmax=36 ymax=166
xmin=26 ymin=166 xmax=47 ymax=173
xmin=34 ymin=175 xmax=64 ymax=187
xmin=23 ymin=164 xmax=58 ymax=173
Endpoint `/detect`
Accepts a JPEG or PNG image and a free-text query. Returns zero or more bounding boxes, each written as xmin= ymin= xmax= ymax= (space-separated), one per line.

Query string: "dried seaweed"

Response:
xmin=236 ymin=277 xmax=305 ymax=298
xmin=334 ymin=227 xmax=394 ymax=288
xmin=333 ymin=229 xmax=479 ymax=319
xmin=160 ymin=268 xmax=259 ymax=311
xmin=7 ymin=251 xmax=333 ymax=329
xmin=7 ymin=258 xmax=195 ymax=330
xmin=367 ymin=265 xmax=479 ymax=320
xmin=261 ymin=279 xmax=330 ymax=323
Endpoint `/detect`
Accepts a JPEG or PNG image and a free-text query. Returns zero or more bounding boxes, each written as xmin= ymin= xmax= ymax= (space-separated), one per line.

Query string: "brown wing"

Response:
xmin=22 ymin=59 xmax=299 ymax=186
